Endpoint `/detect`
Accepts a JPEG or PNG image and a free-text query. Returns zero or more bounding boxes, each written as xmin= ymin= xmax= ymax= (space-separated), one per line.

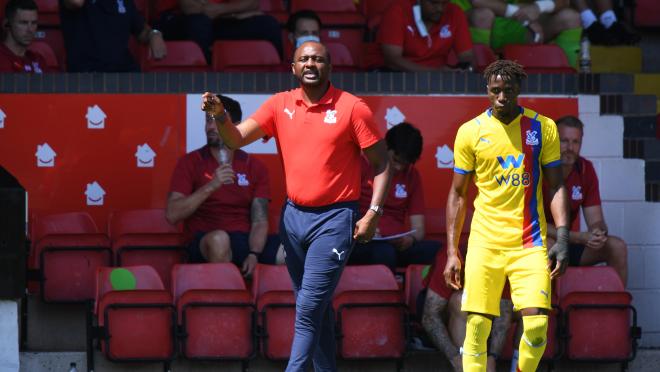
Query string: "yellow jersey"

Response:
xmin=453 ymin=106 xmax=561 ymax=250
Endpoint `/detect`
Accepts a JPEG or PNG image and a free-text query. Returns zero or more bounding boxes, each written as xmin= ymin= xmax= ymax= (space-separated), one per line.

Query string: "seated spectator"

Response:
xmin=349 ymin=122 xmax=440 ymax=272
xmin=544 ymin=115 xmax=628 ymax=284
xmin=0 ymin=0 xmax=49 ymax=73
xmin=166 ymin=94 xmax=281 ymax=277
xmin=60 ymin=0 xmax=166 ymax=72
xmin=158 ymin=0 xmax=283 ymax=64
xmin=421 ymin=247 xmax=513 ymax=372
xmin=378 ymin=0 xmax=475 ymax=72
xmin=285 ymin=9 xmax=321 ymax=60
xmin=572 ymin=0 xmax=640 ymax=45
xmin=455 ymin=0 xmax=582 ymax=68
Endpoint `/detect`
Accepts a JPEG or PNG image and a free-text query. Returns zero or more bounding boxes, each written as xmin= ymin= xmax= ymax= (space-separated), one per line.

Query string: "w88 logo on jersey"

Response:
xmin=495 ymin=172 xmax=531 ymax=187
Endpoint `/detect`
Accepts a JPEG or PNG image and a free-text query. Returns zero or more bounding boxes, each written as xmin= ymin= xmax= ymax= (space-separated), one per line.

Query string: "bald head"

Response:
xmin=292 ymin=41 xmax=331 ymax=64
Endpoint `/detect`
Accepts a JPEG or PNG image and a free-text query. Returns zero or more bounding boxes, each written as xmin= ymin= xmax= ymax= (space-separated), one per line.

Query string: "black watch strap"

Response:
xmin=248 ymin=250 xmax=261 ymax=257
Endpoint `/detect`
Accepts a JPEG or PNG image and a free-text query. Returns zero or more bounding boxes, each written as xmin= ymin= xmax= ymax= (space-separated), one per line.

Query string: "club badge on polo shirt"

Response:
xmin=571 ymin=185 xmax=583 ymax=201
xmin=117 ymin=0 xmax=126 ymax=13
xmin=439 ymin=25 xmax=452 ymax=39
xmin=0 ymin=108 xmax=6 ymax=128
xmin=395 ymin=184 xmax=407 ymax=199
xmin=324 ymin=110 xmax=337 ymax=124
xmin=237 ymin=173 xmax=249 ymax=186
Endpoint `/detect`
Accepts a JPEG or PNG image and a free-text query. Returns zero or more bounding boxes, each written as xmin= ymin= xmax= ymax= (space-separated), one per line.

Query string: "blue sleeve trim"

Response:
xmin=543 ymin=160 xmax=561 ymax=168
xmin=454 ymin=167 xmax=472 ymax=174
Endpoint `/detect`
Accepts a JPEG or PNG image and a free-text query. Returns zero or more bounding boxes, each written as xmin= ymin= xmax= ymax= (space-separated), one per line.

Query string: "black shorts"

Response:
xmin=568 ymin=243 xmax=585 ymax=266
xmin=187 ymin=231 xmax=280 ymax=265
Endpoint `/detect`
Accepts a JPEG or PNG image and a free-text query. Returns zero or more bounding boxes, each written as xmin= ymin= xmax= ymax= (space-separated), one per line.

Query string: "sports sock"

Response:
xmin=463 ymin=313 xmax=492 ymax=372
xmin=600 ymin=10 xmax=617 ymax=29
xmin=553 ymin=28 xmax=581 ymax=68
xmin=580 ymin=9 xmax=597 ymax=28
xmin=517 ymin=315 xmax=548 ymax=372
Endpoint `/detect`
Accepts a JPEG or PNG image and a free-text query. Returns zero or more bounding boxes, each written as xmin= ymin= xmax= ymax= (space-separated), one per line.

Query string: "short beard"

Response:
xmin=207 ymin=138 xmax=221 ymax=148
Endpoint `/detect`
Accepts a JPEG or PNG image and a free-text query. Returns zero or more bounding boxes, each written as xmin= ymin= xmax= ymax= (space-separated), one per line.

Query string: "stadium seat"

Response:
xmin=31 ymin=212 xmax=112 ymax=303
xmin=172 ymin=263 xmax=256 ymax=360
xmin=473 ymin=43 xmax=498 ymax=72
xmin=212 ymin=40 xmax=283 ymax=72
xmin=28 ymin=41 xmax=59 ymax=71
xmin=260 ymin=0 xmax=288 ymax=25
xmin=108 ymin=209 xmax=186 ymax=290
xmin=558 ymin=267 xmax=640 ymax=364
xmin=133 ymin=0 xmax=150 ymax=23
xmin=326 ymin=42 xmax=359 ymax=72
xmin=333 ymin=265 xmax=407 ymax=360
xmin=251 ymin=264 xmax=295 ymax=360
xmin=34 ymin=0 xmax=59 ymax=27
xmin=635 ymin=0 xmax=660 ymax=27
xmin=503 ymin=44 xmax=575 ymax=74
xmin=33 ymin=28 xmax=66 ymax=70
xmin=404 ymin=264 xmax=427 ymax=319
xmin=87 ymin=266 xmax=175 ymax=372
xmin=141 ymin=41 xmax=209 ymax=72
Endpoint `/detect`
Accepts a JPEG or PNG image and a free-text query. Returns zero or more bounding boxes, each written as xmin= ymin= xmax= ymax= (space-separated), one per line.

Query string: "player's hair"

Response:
xmin=286 ymin=10 xmax=322 ymax=33
xmin=217 ymin=94 xmax=242 ymax=123
xmin=386 ymin=122 xmax=423 ymax=164
xmin=483 ymin=59 xmax=527 ymax=85
xmin=556 ymin=115 xmax=584 ymax=134
xmin=4 ymin=0 xmax=38 ymax=21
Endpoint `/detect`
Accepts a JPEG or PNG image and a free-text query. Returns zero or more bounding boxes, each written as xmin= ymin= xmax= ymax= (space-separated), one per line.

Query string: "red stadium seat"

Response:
xmin=333 ymin=265 xmax=407 ymax=360
xmin=325 ymin=42 xmax=359 ymax=71
xmin=635 ymin=0 xmax=660 ymax=27
xmin=404 ymin=264 xmax=427 ymax=318
xmin=473 ymin=43 xmax=498 ymax=72
xmin=261 ymin=0 xmax=288 ymax=24
xmin=558 ymin=267 xmax=640 ymax=363
xmin=212 ymin=40 xmax=283 ymax=72
xmin=503 ymin=44 xmax=575 ymax=74
xmin=31 ymin=212 xmax=112 ymax=302
xmin=141 ymin=41 xmax=209 ymax=72
xmin=172 ymin=263 xmax=256 ymax=360
xmin=33 ymin=28 xmax=66 ymax=70
xmin=88 ymin=266 xmax=175 ymax=371
xmin=34 ymin=0 xmax=59 ymax=27
xmin=28 ymin=40 xmax=59 ymax=71
xmin=108 ymin=209 xmax=186 ymax=290
xmin=251 ymin=264 xmax=295 ymax=360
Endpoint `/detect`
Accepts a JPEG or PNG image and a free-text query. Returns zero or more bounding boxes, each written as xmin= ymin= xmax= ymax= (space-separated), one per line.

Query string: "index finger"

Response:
xmin=550 ymin=260 xmax=561 ymax=279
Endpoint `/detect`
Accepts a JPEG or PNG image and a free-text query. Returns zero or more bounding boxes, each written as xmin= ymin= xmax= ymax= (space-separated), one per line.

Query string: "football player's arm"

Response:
xmin=444 ymin=171 xmax=471 ymax=289
xmin=546 ymin=223 xmax=591 ymax=245
xmin=545 ymin=166 xmax=570 ymax=277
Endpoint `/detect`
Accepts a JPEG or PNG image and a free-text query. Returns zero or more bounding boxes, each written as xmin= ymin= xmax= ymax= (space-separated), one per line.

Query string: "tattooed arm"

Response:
xmin=422 ymin=288 xmax=462 ymax=371
xmin=243 ymin=197 xmax=268 ymax=276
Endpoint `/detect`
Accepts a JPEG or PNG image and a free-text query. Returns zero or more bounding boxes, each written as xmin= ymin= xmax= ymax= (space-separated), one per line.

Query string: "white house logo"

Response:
xmin=435 ymin=145 xmax=454 ymax=169
xmin=439 ymin=25 xmax=452 ymax=38
xmin=135 ymin=143 xmax=156 ymax=168
xmin=85 ymin=181 xmax=106 ymax=206
xmin=384 ymin=106 xmax=405 ymax=129
xmin=86 ymin=105 xmax=107 ymax=129
xmin=525 ymin=130 xmax=539 ymax=146
xmin=35 ymin=143 xmax=56 ymax=167
xmin=0 ymin=108 xmax=6 ymax=128
xmin=324 ymin=109 xmax=337 ymax=124
xmin=571 ymin=185 xmax=583 ymax=201
xmin=395 ymin=183 xmax=407 ymax=199
xmin=237 ymin=173 xmax=249 ymax=186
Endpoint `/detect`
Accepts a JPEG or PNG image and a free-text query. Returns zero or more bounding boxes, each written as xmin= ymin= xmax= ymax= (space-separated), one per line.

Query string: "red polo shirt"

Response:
xmin=359 ymin=156 xmax=425 ymax=236
xmin=251 ymin=84 xmax=381 ymax=207
xmin=169 ymin=146 xmax=270 ymax=241
xmin=544 ymin=156 xmax=601 ymax=230
xmin=0 ymin=43 xmax=47 ymax=73
xmin=378 ymin=0 xmax=472 ymax=68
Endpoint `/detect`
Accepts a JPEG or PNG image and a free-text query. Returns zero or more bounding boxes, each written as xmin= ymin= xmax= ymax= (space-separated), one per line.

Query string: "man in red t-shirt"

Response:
xmin=544 ymin=115 xmax=628 ymax=284
xmin=378 ymin=0 xmax=474 ymax=71
xmin=166 ymin=95 xmax=280 ymax=277
xmin=421 ymin=247 xmax=512 ymax=372
xmin=0 ymin=0 xmax=48 ymax=73
xmin=201 ymin=41 xmax=391 ymax=372
xmin=350 ymin=122 xmax=439 ymax=271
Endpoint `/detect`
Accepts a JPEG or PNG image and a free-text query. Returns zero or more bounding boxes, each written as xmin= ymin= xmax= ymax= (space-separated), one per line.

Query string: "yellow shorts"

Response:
xmin=461 ymin=246 xmax=551 ymax=316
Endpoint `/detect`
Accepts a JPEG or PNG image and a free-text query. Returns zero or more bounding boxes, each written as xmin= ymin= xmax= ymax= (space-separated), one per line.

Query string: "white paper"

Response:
xmin=372 ymin=229 xmax=417 ymax=241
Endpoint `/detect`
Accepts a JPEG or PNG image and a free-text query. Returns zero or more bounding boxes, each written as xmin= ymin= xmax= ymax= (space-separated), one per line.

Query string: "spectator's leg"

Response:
xmin=579 ymin=235 xmax=628 ymax=285
xmin=200 ymin=230 xmax=232 ymax=262
xmin=183 ymin=13 xmax=215 ymax=63
xmin=228 ymin=232 xmax=250 ymax=266
xmin=448 ymin=290 xmax=467 ymax=347
xmin=490 ymin=17 xmax=528 ymax=50
xmin=467 ymin=7 xmax=496 ymax=47
xmin=348 ymin=241 xmax=396 ymax=271
xmin=213 ymin=15 xmax=284 ymax=57
xmin=397 ymin=239 xmax=440 ymax=267
xmin=258 ymin=234 xmax=282 ymax=265
xmin=544 ymin=9 xmax=582 ymax=68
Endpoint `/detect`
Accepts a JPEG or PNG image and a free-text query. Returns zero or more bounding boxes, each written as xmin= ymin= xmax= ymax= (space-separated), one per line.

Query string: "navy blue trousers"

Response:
xmin=279 ymin=200 xmax=357 ymax=372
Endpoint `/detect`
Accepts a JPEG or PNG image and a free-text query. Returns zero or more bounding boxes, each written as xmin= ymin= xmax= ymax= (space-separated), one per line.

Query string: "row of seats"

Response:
xmin=88 ymin=263 xmax=406 ymax=370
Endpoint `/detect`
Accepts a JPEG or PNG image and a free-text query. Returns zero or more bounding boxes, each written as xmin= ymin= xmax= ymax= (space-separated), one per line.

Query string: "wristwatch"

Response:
xmin=369 ymin=205 xmax=384 ymax=216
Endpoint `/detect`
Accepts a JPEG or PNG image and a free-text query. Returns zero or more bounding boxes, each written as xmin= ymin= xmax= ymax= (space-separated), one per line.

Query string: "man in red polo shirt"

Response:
xmin=544 ymin=115 xmax=628 ymax=285
xmin=166 ymin=95 xmax=280 ymax=277
xmin=201 ymin=41 xmax=392 ymax=372
xmin=0 ymin=0 xmax=48 ymax=73
xmin=350 ymin=122 xmax=439 ymax=271
xmin=378 ymin=0 xmax=474 ymax=71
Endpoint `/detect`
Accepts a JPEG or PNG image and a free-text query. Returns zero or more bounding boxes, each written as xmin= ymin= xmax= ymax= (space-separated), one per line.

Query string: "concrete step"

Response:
xmin=591 ymin=46 xmax=642 ymax=74
xmin=634 ymin=74 xmax=660 ymax=114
